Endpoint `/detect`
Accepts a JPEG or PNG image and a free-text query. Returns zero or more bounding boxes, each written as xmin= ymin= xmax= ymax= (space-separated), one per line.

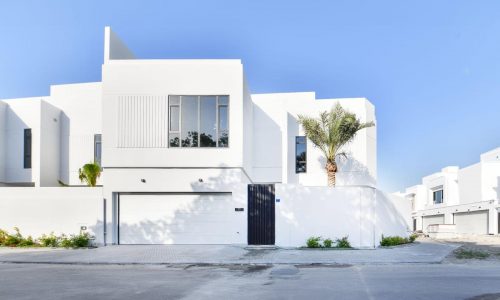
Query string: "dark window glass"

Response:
xmin=200 ymin=96 xmax=217 ymax=147
xmin=181 ymin=96 xmax=199 ymax=147
xmin=94 ymin=134 xmax=102 ymax=167
xmin=24 ymin=129 xmax=32 ymax=169
xmin=433 ymin=189 xmax=443 ymax=204
xmin=296 ymin=136 xmax=307 ymax=173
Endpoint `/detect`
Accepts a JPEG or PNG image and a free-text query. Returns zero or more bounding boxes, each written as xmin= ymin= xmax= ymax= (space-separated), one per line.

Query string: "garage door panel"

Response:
xmin=454 ymin=210 xmax=488 ymax=234
xmin=119 ymin=193 xmax=242 ymax=244
xmin=422 ymin=214 xmax=444 ymax=232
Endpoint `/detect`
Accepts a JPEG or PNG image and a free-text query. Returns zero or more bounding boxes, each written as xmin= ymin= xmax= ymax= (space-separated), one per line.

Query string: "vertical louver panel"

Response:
xmin=117 ymin=95 xmax=168 ymax=148
xmin=248 ymin=184 xmax=275 ymax=245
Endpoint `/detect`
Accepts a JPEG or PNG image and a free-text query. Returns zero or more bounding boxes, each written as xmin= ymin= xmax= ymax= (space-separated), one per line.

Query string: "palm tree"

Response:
xmin=78 ymin=162 xmax=101 ymax=187
xmin=298 ymin=103 xmax=375 ymax=187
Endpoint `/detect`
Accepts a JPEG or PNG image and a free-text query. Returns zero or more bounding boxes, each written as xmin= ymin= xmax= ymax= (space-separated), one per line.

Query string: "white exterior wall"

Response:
xmin=3 ymin=98 xmax=43 ymax=186
xmin=39 ymin=101 xmax=61 ymax=186
xmin=0 ymin=187 xmax=102 ymax=239
xmin=0 ymin=101 xmax=6 ymax=182
xmin=48 ymin=82 xmax=102 ymax=185
xmin=252 ymin=93 xmax=376 ymax=186
xmin=275 ymin=185 xmax=408 ymax=248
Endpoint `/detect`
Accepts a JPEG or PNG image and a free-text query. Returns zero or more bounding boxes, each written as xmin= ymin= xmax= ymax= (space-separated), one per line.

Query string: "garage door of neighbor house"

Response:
xmin=422 ymin=214 xmax=445 ymax=231
xmin=453 ymin=210 xmax=489 ymax=235
xmin=118 ymin=193 xmax=237 ymax=244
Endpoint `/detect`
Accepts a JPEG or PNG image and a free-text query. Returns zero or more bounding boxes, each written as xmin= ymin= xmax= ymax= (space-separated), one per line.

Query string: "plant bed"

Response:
xmin=0 ymin=227 xmax=94 ymax=249
xmin=303 ymin=236 xmax=353 ymax=249
xmin=379 ymin=234 xmax=418 ymax=247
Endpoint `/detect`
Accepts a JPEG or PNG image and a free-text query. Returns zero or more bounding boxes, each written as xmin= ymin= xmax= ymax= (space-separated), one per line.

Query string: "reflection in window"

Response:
xmin=94 ymin=134 xmax=102 ymax=167
xmin=169 ymin=96 xmax=229 ymax=148
xmin=296 ymin=136 xmax=307 ymax=173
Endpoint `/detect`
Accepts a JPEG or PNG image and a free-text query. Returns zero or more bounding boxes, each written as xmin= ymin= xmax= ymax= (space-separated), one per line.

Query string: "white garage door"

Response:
xmin=454 ymin=210 xmax=489 ymax=234
xmin=422 ymin=214 xmax=444 ymax=232
xmin=119 ymin=193 xmax=242 ymax=244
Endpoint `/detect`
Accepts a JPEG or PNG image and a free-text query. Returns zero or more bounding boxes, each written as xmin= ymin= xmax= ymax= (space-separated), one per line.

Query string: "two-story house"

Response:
xmin=402 ymin=148 xmax=500 ymax=236
xmin=0 ymin=27 xmax=408 ymax=248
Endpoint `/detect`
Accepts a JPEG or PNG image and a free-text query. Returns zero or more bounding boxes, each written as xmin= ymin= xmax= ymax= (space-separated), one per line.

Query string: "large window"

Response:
xmin=94 ymin=134 xmax=102 ymax=166
xmin=295 ymin=136 xmax=307 ymax=173
xmin=23 ymin=129 xmax=31 ymax=169
xmin=169 ymin=95 xmax=229 ymax=148
xmin=433 ymin=188 xmax=443 ymax=204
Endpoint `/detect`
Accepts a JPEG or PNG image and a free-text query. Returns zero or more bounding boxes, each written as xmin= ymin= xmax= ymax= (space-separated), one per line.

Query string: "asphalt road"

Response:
xmin=1 ymin=263 xmax=500 ymax=300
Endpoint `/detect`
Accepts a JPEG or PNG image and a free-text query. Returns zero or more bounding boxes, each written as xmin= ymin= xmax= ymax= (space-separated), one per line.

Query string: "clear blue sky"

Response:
xmin=1 ymin=0 xmax=500 ymax=192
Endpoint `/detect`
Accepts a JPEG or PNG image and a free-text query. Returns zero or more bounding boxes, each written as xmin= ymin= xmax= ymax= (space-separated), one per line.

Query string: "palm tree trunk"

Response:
xmin=326 ymin=160 xmax=337 ymax=187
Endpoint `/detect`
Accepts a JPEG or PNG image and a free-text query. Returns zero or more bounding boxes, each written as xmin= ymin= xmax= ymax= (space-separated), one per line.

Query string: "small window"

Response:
xmin=295 ymin=136 xmax=307 ymax=173
xmin=23 ymin=129 xmax=31 ymax=169
xmin=433 ymin=189 xmax=443 ymax=204
xmin=94 ymin=134 xmax=102 ymax=167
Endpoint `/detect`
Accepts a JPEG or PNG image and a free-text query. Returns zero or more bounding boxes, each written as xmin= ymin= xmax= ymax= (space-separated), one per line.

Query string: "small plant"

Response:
xmin=39 ymin=233 xmax=59 ymax=247
xmin=380 ymin=235 xmax=416 ymax=247
xmin=323 ymin=238 xmax=333 ymax=248
xmin=335 ymin=236 xmax=351 ymax=248
xmin=306 ymin=236 xmax=322 ymax=248
xmin=78 ymin=162 xmax=101 ymax=187
xmin=409 ymin=233 xmax=418 ymax=243
xmin=71 ymin=232 xmax=91 ymax=248
xmin=18 ymin=236 xmax=36 ymax=247
xmin=454 ymin=248 xmax=490 ymax=260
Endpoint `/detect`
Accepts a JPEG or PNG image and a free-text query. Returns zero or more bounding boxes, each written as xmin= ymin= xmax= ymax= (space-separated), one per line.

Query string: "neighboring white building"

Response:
xmin=401 ymin=148 xmax=500 ymax=236
xmin=0 ymin=27 xmax=409 ymax=247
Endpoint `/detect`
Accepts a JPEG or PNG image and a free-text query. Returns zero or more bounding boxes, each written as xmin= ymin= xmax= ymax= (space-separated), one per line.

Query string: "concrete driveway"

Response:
xmin=0 ymin=238 xmax=458 ymax=265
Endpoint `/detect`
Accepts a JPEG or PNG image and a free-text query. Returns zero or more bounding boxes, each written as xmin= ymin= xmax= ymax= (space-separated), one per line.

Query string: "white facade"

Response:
xmin=0 ymin=27 xmax=409 ymax=248
xmin=401 ymin=147 xmax=500 ymax=236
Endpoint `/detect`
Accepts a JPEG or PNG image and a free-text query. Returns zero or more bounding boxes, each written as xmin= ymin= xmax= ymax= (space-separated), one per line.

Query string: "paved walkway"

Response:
xmin=0 ymin=239 xmax=458 ymax=265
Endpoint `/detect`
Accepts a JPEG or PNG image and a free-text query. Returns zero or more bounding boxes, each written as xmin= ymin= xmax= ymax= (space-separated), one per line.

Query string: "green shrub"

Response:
xmin=380 ymin=235 xmax=415 ymax=247
xmin=335 ymin=236 xmax=351 ymax=248
xmin=323 ymin=238 xmax=333 ymax=248
xmin=0 ymin=229 xmax=8 ymax=245
xmin=306 ymin=236 xmax=322 ymax=248
xmin=409 ymin=234 xmax=418 ymax=243
xmin=18 ymin=236 xmax=37 ymax=247
xmin=59 ymin=235 xmax=73 ymax=248
xmin=39 ymin=233 xmax=59 ymax=247
xmin=71 ymin=232 xmax=90 ymax=248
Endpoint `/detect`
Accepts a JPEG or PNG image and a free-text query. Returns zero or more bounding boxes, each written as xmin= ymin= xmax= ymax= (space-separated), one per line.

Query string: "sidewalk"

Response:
xmin=0 ymin=239 xmax=458 ymax=265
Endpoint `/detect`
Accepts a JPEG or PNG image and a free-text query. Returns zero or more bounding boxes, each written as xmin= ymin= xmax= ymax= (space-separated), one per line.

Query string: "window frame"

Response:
xmin=432 ymin=188 xmax=444 ymax=204
xmin=23 ymin=128 xmax=32 ymax=169
xmin=295 ymin=136 xmax=307 ymax=173
xmin=168 ymin=95 xmax=229 ymax=148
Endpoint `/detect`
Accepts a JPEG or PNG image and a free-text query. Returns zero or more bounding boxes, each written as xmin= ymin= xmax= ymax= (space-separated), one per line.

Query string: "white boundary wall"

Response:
xmin=0 ymin=187 xmax=102 ymax=239
xmin=275 ymin=185 xmax=410 ymax=248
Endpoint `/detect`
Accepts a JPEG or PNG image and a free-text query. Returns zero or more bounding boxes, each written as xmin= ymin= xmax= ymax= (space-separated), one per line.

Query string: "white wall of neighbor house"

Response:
xmin=275 ymin=185 xmax=408 ymax=248
xmin=0 ymin=101 xmax=7 ymax=182
xmin=252 ymin=92 xmax=376 ymax=187
xmin=2 ymin=97 xmax=43 ymax=186
xmin=0 ymin=187 xmax=102 ymax=239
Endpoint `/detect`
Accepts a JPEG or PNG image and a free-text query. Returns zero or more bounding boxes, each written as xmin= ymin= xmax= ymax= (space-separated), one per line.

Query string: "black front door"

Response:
xmin=248 ymin=184 xmax=275 ymax=245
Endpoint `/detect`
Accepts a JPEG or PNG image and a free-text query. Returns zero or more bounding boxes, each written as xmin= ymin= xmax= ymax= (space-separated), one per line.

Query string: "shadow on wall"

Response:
xmin=332 ymin=155 xmax=375 ymax=187
xmin=375 ymin=190 xmax=412 ymax=240
xmin=59 ymin=112 xmax=70 ymax=185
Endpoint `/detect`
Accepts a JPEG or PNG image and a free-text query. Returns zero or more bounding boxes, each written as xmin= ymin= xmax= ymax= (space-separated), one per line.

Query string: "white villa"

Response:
xmin=0 ymin=27 xmax=408 ymax=247
xmin=400 ymin=148 xmax=500 ymax=237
